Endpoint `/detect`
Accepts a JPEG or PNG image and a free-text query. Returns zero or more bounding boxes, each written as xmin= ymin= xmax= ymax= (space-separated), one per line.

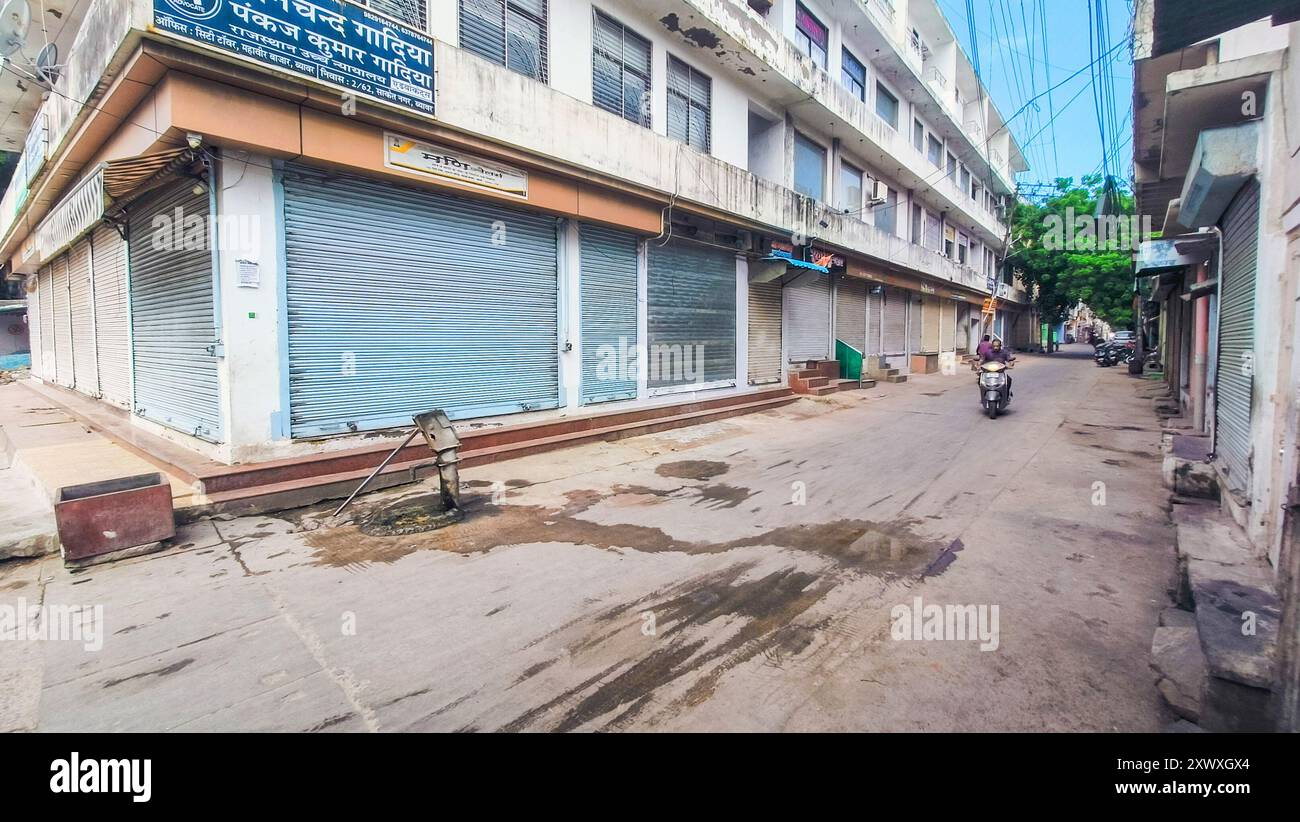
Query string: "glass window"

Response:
xmin=927 ymin=134 xmax=942 ymax=167
xmin=946 ymin=152 xmax=957 ymax=180
xmin=794 ymin=132 xmax=826 ymax=201
xmin=667 ymin=56 xmax=711 ymax=152
xmin=874 ymin=183 xmax=897 ymax=234
xmin=838 ymin=160 xmax=863 ymax=212
xmin=960 ymin=165 xmax=971 ymax=193
xmin=911 ymin=204 xmax=923 ymax=245
xmin=458 ymin=0 xmax=547 ymax=81
xmin=875 ymin=82 xmax=898 ymax=128
xmin=841 ymin=48 xmax=866 ymax=102
xmin=593 ymin=10 xmax=651 ymax=127
xmin=795 ymin=3 xmax=828 ymax=68
xmin=913 ymin=119 xmax=924 ymax=153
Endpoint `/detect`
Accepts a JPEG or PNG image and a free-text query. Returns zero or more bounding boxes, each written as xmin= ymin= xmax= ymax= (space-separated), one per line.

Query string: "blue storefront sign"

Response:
xmin=153 ymin=0 xmax=433 ymax=115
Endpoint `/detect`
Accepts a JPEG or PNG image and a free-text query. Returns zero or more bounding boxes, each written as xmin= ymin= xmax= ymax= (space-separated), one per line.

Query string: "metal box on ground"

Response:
xmin=54 ymin=473 xmax=175 ymax=566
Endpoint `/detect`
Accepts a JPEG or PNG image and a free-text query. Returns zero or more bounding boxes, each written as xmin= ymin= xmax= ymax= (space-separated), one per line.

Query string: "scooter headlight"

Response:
xmin=979 ymin=372 xmax=1005 ymax=388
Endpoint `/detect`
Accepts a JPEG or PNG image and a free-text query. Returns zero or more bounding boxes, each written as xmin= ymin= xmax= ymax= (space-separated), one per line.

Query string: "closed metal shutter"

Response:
xmin=38 ymin=266 xmax=55 ymax=378
xmin=909 ymin=292 xmax=922 ymax=354
xmin=882 ymin=286 xmax=907 ymax=356
xmin=282 ymin=164 xmax=559 ymax=436
xmin=68 ymin=237 xmax=98 ymax=396
xmin=747 ymin=279 xmax=782 ymax=384
xmin=921 ymin=293 xmax=940 ymax=353
xmin=129 ymin=182 xmax=222 ymax=441
xmin=646 ymin=239 xmax=736 ymax=387
xmin=784 ymin=271 xmax=831 ymax=362
xmin=26 ymin=275 xmax=41 ymax=378
xmin=51 ymin=255 xmax=73 ymax=387
xmin=1215 ymin=178 xmax=1260 ymax=495
xmin=834 ymin=276 xmax=867 ymax=353
xmin=92 ymin=224 xmax=132 ymax=409
xmin=866 ymin=285 xmax=882 ymax=356
xmin=940 ymin=298 xmax=956 ymax=351
xmin=580 ymin=224 xmax=638 ymax=404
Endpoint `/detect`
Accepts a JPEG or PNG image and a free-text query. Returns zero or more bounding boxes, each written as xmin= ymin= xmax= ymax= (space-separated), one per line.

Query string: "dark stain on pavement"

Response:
xmin=655 ymin=460 xmax=729 ymax=481
xmin=102 ymin=658 xmax=194 ymax=688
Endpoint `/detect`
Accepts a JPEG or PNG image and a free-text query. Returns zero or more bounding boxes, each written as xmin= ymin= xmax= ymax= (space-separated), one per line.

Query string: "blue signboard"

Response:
xmin=153 ymin=0 xmax=433 ymax=115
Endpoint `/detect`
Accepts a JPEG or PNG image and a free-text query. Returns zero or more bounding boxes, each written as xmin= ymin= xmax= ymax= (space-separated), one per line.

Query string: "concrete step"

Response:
xmin=201 ymin=393 xmax=800 ymax=516
xmin=0 ymin=463 xmax=58 ymax=560
xmin=885 ymin=374 xmax=908 ymax=383
xmin=1169 ymin=501 xmax=1279 ymax=732
xmin=830 ymin=379 xmax=870 ymax=391
xmin=1151 ymin=619 xmax=1205 ymax=723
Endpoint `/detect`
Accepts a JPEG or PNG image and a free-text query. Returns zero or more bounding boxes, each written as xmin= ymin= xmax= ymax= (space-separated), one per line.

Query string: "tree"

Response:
xmin=1008 ymin=175 xmax=1135 ymax=334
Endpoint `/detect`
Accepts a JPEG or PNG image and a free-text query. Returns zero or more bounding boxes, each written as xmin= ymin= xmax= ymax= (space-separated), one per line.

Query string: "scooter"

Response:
xmin=975 ymin=359 xmax=1013 ymax=419
xmin=1094 ymin=342 xmax=1114 ymax=367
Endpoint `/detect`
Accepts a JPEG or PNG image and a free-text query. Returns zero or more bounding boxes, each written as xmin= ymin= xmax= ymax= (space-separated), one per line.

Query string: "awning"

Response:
xmin=762 ymin=254 xmax=830 ymax=274
xmin=29 ymin=147 xmax=200 ymax=266
xmin=102 ymin=148 xmax=196 ymax=199
xmin=1135 ymin=233 xmax=1216 ymax=274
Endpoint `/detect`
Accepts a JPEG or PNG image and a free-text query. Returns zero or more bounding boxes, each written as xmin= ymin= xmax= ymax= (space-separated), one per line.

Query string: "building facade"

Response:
xmin=1 ymin=0 xmax=1030 ymax=465
xmin=1132 ymin=0 xmax=1300 ymax=728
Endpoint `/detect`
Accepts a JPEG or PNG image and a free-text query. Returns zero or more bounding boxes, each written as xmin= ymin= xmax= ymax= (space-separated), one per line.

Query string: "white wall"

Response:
xmin=215 ymin=153 xmax=284 ymax=459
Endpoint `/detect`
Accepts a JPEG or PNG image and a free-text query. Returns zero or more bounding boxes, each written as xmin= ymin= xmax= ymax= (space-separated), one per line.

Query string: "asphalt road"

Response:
xmin=1 ymin=344 xmax=1178 ymax=731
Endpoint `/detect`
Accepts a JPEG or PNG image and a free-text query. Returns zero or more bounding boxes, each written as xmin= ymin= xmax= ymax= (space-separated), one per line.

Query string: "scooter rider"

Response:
xmin=981 ymin=339 xmax=1015 ymax=396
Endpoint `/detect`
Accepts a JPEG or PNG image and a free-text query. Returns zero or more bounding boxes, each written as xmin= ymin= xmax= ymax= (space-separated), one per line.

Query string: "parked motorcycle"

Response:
xmin=1094 ymin=342 xmax=1115 ymax=367
xmin=975 ymin=360 xmax=1013 ymax=419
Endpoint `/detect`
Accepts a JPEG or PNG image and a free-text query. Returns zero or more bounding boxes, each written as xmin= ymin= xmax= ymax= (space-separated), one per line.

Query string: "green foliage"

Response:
xmin=1008 ymin=174 xmax=1135 ymax=330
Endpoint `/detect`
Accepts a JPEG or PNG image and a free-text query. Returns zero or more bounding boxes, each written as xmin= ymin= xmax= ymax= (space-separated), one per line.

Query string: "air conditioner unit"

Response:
xmin=869 ymin=180 xmax=889 ymax=205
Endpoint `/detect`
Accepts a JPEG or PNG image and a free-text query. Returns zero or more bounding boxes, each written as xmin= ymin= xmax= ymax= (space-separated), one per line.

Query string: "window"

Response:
xmin=913 ymin=119 xmax=924 ymax=153
xmin=795 ymin=3 xmax=828 ymax=68
xmin=593 ymin=10 xmax=651 ymax=126
xmin=875 ymin=82 xmax=898 ymax=128
xmin=927 ymin=134 xmax=942 ymax=168
xmin=370 ymin=0 xmax=428 ymax=30
xmin=458 ymin=0 xmax=547 ymax=81
xmin=943 ymin=225 xmax=955 ymax=259
xmin=946 ymin=152 xmax=957 ymax=180
xmin=957 ymin=232 xmax=968 ymax=264
xmin=666 ymin=57 xmax=712 ymax=152
xmin=911 ymin=204 xmax=923 ymax=245
xmin=874 ymin=183 xmax=897 ymax=234
xmin=838 ymin=160 xmax=864 ymax=212
xmin=794 ymin=132 xmax=826 ymax=201
xmin=841 ymin=48 xmax=866 ymax=102
xmin=971 ymin=180 xmax=981 ymax=202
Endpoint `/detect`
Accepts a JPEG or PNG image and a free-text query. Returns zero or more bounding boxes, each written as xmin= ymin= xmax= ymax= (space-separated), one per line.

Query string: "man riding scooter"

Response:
xmin=981 ymin=339 xmax=1014 ymax=397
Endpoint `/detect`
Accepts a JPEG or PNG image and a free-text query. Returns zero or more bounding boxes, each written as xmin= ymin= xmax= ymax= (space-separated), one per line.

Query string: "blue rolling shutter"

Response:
xmin=646 ymin=239 xmax=736 ymax=388
xmin=128 ymin=182 xmax=223 ymax=442
xmin=580 ymin=224 xmax=638 ymax=404
xmin=281 ymin=164 xmax=559 ymax=437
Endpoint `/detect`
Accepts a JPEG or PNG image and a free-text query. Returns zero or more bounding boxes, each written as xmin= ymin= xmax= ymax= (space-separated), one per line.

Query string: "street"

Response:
xmin=0 ymin=346 xmax=1178 ymax=732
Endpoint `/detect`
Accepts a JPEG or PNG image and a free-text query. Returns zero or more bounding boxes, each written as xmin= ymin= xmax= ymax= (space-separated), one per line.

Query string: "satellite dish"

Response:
xmin=0 ymin=0 xmax=30 ymax=59
xmin=34 ymin=41 xmax=58 ymax=85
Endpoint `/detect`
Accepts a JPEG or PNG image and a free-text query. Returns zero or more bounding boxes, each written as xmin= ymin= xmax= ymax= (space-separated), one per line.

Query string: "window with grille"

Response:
xmin=841 ymin=48 xmax=866 ymax=102
xmin=459 ymin=0 xmax=549 ymax=82
xmin=369 ymin=0 xmax=428 ymax=31
xmin=795 ymin=3 xmax=828 ymax=68
xmin=593 ymin=10 xmax=652 ymax=127
xmin=667 ymin=56 xmax=711 ymax=152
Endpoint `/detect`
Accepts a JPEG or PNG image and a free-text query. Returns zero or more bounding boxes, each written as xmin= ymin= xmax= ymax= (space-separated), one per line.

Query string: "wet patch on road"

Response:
xmin=655 ymin=460 xmax=730 ymax=481
xmin=303 ymin=487 xmax=952 ymax=579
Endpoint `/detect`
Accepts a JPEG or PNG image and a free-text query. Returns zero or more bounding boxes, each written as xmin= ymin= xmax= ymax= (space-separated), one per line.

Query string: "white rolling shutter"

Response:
xmin=747 ymin=279 xmax=782 ymax=384
xmin=51 ymin=255 xmax=73 ymax=387
xmin=834 ymin=276 xmax=867 ymax=353
xmin=68 ymin=237 xmax=98 ymax=396
xmin=93 ymin=224 xmax=132 ymax=409
xmin=1215 ymin=179 xmax=1260 ymax=496
xmin=784 ymin=271 xmax=831 ymax=362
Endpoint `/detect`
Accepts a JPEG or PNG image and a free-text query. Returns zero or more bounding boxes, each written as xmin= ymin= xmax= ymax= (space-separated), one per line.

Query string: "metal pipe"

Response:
xmin=1207 ymin=227 xmax=1225 ymax=454
xmin=331 ymin=428 xmax=420 ymax=518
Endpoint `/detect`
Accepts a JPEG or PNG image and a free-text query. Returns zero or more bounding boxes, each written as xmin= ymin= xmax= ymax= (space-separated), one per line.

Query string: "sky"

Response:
xmin=939 ymin=0 xmax=1134 ymax=192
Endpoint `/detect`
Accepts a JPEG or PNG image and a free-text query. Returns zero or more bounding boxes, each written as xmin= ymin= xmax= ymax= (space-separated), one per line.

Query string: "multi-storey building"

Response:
xmin=0 ymin=0 xmax=1029 ymax=466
